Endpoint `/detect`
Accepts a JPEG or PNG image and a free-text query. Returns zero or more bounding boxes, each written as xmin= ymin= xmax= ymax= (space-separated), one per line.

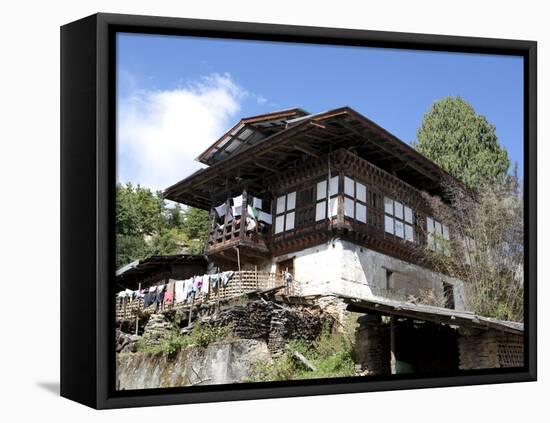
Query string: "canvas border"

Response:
xmin=60 ymin=12 xmax=537 ymax=409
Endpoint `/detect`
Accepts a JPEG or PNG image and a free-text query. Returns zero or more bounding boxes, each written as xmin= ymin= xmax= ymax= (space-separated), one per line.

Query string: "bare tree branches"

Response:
xmin=419 ymin=176 xmax=524 ymax=322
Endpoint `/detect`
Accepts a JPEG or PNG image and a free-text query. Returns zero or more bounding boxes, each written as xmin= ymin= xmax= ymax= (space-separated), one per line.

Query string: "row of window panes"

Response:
xmin=315 ymin=176 xmax=339 ymax=221
xmin=343 ymin=176 xmax=367 ymax=223
xmin=276 ymin=181 xmax=447 ymax=248
xmin=275 ymin=192 xmax=296 ymax=234
xmin=276 ymin=191 xmax=296 ymax=214
xmin=384 ymin=197 xmax=414 ymax=242
xmin=316 ymin=176 xmax=339 ymax=201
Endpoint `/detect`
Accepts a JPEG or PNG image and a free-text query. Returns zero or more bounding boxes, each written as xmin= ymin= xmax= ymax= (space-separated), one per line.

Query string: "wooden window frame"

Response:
xmin=274 ymin=192 xmax=296 ymax=234
xmin=384 ymin=196 xmax=416 ymax=243
xmin=343 ymin=175 xmax=368 ymax=224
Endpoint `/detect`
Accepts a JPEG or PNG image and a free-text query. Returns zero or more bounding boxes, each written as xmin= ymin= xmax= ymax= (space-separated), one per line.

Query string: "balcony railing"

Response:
xmin=206 ymin=193 xmax=272 ymax=255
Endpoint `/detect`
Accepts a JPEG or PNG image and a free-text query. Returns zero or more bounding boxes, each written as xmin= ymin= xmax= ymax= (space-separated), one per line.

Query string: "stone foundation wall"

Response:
xmin=116 ymin=329 xmax=139 ymax=353
xmin=458 ymin=328 xmax=524 ymax=370
xmin=141 ymin=313 xmax=172 ymax=346
xmin=354 ymin=314 xmax=390 ymax=375
xmin=212 ymin=300 xmax=326 ymax=355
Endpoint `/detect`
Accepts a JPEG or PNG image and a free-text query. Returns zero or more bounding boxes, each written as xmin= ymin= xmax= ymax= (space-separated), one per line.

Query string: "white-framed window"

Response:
xmin=427 ymin=216 xmax=450 ymax=253
xmin=315 ymin=176 xmax=339 ymax=221
xmin=384 ymin=197 xmax=415 ymax=242
xmin=274 ymin=192 xmax=296 ymax=234
xmin=342 ymin=176 xmax=367 ymax=223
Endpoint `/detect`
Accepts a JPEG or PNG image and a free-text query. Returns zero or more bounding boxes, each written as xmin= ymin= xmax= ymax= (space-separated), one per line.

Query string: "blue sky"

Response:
xmin=117 ymin=33 xmax=524 ymax=191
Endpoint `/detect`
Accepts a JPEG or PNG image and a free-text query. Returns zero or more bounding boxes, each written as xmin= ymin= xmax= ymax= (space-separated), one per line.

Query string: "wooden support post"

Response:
xmin=208 ymin=206 xmax=216 ymax=245
xmin=390 ymin=316 xmax=396 ymax=375
xmin=188 ymin=295 xmax=194 ymax=328
xmin=135 ymin=282 xmax=141 ymax=336
xmin=240 ymin=188 xmax=248 ymax=240
xmin=236 ymin=246 xmax=242 ymax=294
xmin=222 ymin=197 xmax=230 ymax=243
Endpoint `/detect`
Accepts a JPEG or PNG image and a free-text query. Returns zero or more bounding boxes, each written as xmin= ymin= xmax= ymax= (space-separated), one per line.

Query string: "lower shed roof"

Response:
xmin=342 ymin=295 xmax=524 ymax=335
xmin=116 ymin=254 xmax=208 ymax=289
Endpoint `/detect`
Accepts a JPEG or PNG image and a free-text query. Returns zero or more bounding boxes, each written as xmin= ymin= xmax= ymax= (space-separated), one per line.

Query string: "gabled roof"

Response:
xmin=164 ymin=106 xmax=462 ymax=209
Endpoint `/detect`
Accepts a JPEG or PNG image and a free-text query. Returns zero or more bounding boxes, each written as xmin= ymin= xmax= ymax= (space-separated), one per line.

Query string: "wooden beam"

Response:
xmin=293 ymin=142 xmax=320 ymax=159
xmin=254 ymin=161 xmax=278 ymax=173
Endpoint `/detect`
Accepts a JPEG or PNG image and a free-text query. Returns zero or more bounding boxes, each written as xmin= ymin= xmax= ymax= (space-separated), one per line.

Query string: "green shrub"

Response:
xmin=136 ymin=321 xmax=230 ymax=356
xmin=249 ymin=323 xmax=357 ymax=382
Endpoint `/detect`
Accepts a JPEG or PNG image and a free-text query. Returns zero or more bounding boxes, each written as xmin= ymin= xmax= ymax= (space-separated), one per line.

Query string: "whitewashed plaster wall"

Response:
xmin=269 ymin=237 xmax=467 ymax=311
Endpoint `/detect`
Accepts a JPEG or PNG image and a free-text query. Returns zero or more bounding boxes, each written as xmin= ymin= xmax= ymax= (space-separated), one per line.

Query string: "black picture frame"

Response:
xmin=60 ymin=12 xmax=537 ymax=409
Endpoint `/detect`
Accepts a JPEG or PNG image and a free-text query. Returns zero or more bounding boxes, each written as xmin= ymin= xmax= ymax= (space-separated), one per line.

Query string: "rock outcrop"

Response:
xmin=141 ymin=313 xmax=172 ymax=347
xmin=116 ymin=329 xmax=139 ymax=353
xmin=117 ymin=339 xmax=271 ymax=389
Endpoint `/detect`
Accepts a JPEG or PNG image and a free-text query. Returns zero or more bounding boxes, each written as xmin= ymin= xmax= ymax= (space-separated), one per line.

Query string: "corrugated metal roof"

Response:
xmin=341 ymin=294 xmax=523 ymax=335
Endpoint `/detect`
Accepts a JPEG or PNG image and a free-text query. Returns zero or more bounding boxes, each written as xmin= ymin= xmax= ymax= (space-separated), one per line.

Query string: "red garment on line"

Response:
xmin=164 ymin=282 xmax=174 ymax=305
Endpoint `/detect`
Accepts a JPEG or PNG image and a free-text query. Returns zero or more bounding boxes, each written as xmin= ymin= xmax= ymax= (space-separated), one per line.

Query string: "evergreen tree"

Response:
xmin=413 ymin=96 xmax=510 ymax=190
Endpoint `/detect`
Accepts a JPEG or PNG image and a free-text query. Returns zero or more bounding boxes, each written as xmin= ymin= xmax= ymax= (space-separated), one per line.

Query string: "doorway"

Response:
xmin=276 ymin=258 xmax=295 ymax=277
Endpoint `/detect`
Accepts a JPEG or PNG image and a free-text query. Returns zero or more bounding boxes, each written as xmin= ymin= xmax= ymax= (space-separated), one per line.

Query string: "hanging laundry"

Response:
xmin=247 ymin=204 xmax=259 ymax=220
xmin=175 ymin=280 xmax=186 ymax=303
xmin=164 ymin=281 xmax=174 ymax=305
xmin=226 ymin=205 xmax=234 ymax=223
xmin=252 ymin=197 xmax=262 ymax=210
xmin=210 ymin=273 xmax=219 ymax=289
xmin=201 ymin=275 xmax=210 ymax=295
xmin=185 ymin=279 xmax=195 ymax=301
xmin=192 ymin=276 xmax=200 ymax=293
xmin=143 ymin=291 xmax=155 ymax=308
xmin=221 ymin=271 xmax=235 ymax=286
xmin=233 ymin=195 xmax=243 ymax=207
xmin=232 ymin=195 xmax=243 ymax=216
xmin=246 ymin=217 xmax=257 ymax=232
xmin=214 ymin=203 xmax=226 ymax=218
xmin=258 ymin=211 xmax=273 ymax=224
xmin=182 ymin=278 xmax=192 ymax=300
xmin=155 ymin=285 xmax=165 ymax=303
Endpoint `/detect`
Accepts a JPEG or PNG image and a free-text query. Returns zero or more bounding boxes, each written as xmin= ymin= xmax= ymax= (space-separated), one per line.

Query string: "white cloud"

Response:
xmin=117 ymin=73 xmax=247 ymax=192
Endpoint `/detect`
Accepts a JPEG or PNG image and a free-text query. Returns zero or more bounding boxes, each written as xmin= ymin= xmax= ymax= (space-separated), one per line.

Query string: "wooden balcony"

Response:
xmin=206 ymin=192 xmax=272 ymax=262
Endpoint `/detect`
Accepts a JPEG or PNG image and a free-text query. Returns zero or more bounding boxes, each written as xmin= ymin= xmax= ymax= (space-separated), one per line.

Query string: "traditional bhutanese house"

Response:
xmin=114 ymin=106 xmax=523 ymax=374
xmin=163 ymin=106 xmax=467 ymax=310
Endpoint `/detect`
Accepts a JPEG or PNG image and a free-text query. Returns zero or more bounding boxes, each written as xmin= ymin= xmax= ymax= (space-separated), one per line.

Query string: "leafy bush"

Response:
xmin=249 ymin=323 xmax=357 ymax=382
xmin=137 ymin=322 xmax=230 ymax=356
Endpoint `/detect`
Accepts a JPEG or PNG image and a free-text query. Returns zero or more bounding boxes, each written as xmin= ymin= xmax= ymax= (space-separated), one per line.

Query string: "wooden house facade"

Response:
xmin=164 ymin=107 xmax=467 ymax=310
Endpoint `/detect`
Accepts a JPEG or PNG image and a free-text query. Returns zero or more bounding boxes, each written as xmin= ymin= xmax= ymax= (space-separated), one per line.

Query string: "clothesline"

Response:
xmin=214 ymin=194 xmax=273 ymax=225
xmin=116 ymin=271 xmax=236 ymax=309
